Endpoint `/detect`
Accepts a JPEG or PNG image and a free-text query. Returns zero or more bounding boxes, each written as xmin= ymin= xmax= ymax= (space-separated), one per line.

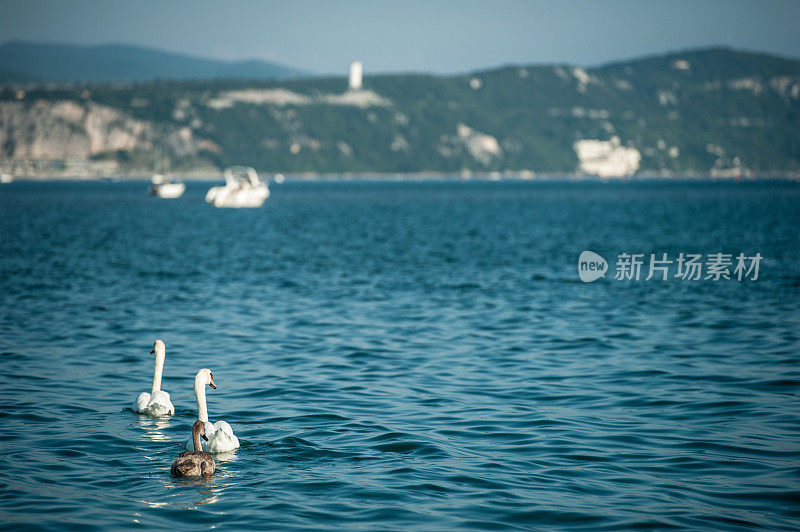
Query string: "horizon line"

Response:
xmin=3 ymin=39 xmax=799 ymax=78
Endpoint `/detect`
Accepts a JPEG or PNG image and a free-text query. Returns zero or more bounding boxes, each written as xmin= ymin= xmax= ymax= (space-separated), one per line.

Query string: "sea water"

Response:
xmin=1 ymin=180 xmax=798 ymax=530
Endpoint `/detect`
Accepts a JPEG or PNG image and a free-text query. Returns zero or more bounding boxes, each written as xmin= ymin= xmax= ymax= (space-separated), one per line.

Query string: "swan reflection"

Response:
xmin=140 ymin=417 xmax=172 ymax=442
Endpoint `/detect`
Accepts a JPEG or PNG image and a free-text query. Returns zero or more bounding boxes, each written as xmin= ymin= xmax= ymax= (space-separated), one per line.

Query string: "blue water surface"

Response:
xmin=1 ymin=180 xmax=798 ymax=530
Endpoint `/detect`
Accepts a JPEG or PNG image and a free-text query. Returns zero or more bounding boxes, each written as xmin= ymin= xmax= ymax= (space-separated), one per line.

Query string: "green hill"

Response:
xmin=1 ymin=47 xmax=798 ymax=175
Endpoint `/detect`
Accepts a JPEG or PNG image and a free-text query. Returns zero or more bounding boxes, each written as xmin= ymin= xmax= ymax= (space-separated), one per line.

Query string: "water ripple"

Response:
xmin=1 ymin=180 xmax=798 ymax=530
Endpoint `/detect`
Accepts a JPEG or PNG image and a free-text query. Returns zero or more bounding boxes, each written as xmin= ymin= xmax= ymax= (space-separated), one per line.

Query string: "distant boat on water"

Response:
xmin=149 ymin=147 xmax=185 ymax=198
xmin=0 ymin=171 xmax=13 ymax=184
xmin=205 ymin=166 xmax=269 ymax=208
xmin=150 ymin=173 xmax=186 ymax=198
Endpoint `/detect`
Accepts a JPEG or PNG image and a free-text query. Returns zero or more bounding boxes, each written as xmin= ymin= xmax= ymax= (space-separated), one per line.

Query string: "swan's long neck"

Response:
xmin=195 ymin=377 xmax=209 ymax=423
xmin=151 ymin=350 xmax=165 ymax=394
xmin=192 ymin=424 xmax=204 ymax=452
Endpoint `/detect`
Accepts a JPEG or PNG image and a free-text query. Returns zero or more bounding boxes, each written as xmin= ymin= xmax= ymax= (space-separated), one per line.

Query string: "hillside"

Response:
xmin=0 ymin=41 xmax=307 ymax=82
xmin=1 ymin=47 xmax=798 ymax=176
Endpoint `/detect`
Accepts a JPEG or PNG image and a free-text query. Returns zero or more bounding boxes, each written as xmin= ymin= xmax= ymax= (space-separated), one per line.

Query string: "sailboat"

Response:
xmin=150 ymin=147 xmax=185 ymax=198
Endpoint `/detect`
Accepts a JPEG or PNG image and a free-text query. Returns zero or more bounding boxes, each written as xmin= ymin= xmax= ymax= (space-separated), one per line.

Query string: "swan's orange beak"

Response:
xmin=149 ymin=348 xmax=155 ymax=354
xmin=209 ymin=378 xmax=217 ymax=389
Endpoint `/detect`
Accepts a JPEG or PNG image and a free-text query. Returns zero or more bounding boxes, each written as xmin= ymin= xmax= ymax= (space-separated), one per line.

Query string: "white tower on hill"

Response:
xmin=349 ymin=61 xmax=363 ymax=91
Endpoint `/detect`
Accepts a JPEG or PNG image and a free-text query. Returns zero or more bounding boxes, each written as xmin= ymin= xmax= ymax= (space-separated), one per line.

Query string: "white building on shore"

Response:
xmin=574 ymin=136 xmax=641 ymax=177
xmin=349 ymin=61 xmax=363 ymax=91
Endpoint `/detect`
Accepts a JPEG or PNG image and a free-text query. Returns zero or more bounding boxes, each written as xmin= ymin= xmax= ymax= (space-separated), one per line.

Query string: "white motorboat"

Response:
xmin=205 ymin=166 xmax=269 ymax=208
xmin=150 ymin=173 xmax=186 ymax=198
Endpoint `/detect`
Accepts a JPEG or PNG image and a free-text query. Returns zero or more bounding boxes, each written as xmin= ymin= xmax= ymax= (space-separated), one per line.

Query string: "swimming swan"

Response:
xmin=186 ymin=368 xmax=240 ymax=453
xmin=132 ymin=340 xmax=175 ymax=417
xmin=171 ymin=420 xmax=216 ymax=477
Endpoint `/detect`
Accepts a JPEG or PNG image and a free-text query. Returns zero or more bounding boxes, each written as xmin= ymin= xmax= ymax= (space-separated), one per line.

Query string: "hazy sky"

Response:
xmin=2 ymin=0 xmax=798 ymax=74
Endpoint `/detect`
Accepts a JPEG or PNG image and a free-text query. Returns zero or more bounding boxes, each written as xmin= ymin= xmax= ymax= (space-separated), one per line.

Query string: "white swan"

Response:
xmin=186 ymin=368 xmax=240 ymax=453
xmin=132 ymin=340 xmax=175 ymax=417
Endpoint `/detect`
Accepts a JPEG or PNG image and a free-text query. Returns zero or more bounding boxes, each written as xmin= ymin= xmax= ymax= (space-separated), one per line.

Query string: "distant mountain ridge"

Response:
xmin=0 ymin=41 xmax=308 ymax=82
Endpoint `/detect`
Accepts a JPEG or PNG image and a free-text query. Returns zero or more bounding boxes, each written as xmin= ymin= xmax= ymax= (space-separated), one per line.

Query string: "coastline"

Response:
xmin=4 ymin=170 xmax=799 ymax=182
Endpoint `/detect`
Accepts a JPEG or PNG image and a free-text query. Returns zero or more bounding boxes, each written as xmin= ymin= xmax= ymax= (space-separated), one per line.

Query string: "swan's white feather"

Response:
xmin=133 ymin=392 xmax=151 ymax=413
xmin=185 ymin=420 xmax=240 ymax=453
xmin=133 ymin=390 xmax=175 ymax=417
